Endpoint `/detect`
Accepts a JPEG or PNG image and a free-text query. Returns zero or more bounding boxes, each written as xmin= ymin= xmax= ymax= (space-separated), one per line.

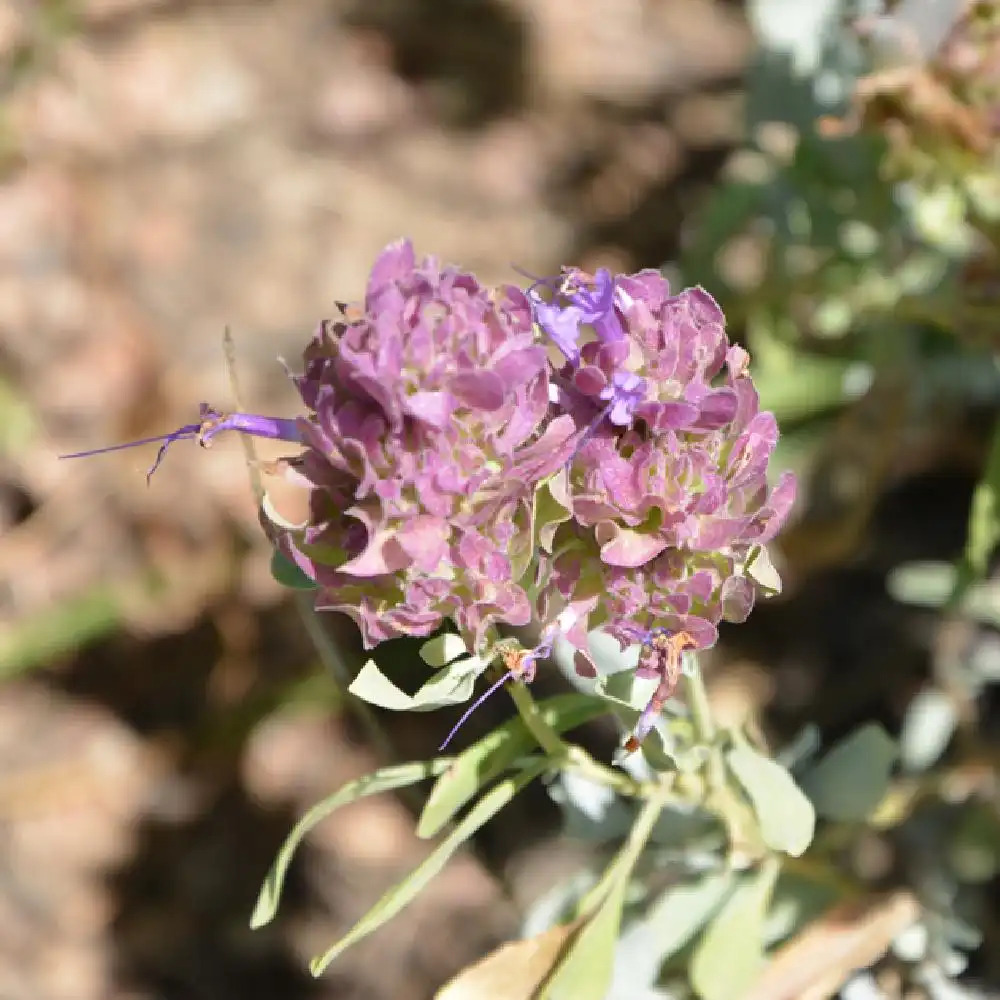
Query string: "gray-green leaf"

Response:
xmin=544 ymin=870 xmax=630 ymax=1000
xmin=800 ymin=723 xmax=897 ymax=822
xmin=691 ymin=862 xmax=779 ymax=1000
xmin=419 ymin=634 xmax=470 ymax=668
xmin=727 ymin=742 xmax=816 ymax=856
xmin=251 ymin=759 xmax=451 ymax=929
xmin=543 ymin=795 xmax=667 ymax=1000
xmin=349 ymin=656 xmax=484 ymax=712
xmin=626 ymin=870 xmax=735 ymax=974
xmin=310 ymin=758 xmax=547 ymax=975
xmin=417 ymin=693 xmax=606 ymax=838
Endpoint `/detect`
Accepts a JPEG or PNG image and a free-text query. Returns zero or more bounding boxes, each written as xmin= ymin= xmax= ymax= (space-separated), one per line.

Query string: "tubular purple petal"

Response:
xmin=199 ymin=412 xmax=304 ymax=446
xmin=60 ymin=404 xmax=304 ymax=484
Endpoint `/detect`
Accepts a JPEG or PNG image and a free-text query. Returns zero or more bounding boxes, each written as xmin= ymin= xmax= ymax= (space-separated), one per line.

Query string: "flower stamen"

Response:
xmin=437 ymin=639 xmax=551 ymax=751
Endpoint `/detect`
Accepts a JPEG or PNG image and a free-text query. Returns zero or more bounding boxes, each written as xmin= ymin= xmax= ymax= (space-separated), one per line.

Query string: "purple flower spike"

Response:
xmin=528 ymin=268 xmax=626 ymax=365
xmin=601 ymin=370 xmax=647 ymax=427
xmin=530 ymin=295 xmax=585 ymax=363
xmin=199 ymin=411 xmax=304 ymax=448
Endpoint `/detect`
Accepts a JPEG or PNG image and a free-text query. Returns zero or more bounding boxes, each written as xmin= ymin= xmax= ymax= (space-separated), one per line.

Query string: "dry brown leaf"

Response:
xmin=435 ymin=919 xmax=584 ymax=1000
xmin=743 ymin=891 xmax=920 ymax=1000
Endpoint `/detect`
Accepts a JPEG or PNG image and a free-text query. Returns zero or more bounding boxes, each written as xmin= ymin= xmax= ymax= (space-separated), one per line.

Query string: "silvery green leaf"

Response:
xmin=552 ymin=631 xmax=640 ymax=687
xmin=899 ymin=688 xmax=957 ymax=773
xmin=887 ymin=561 xmax=956 ymax=608
xmin=727 ymin=742 xmax=816 ymax=856
xmin=521 ymin=871 xmax=598 ymax=939
xmin=252 ymin=759 xmax=452 ymax=929
xmin=939 ymin=913 xmax=983 ymax=952
xmin=587 ymin=629 xmax=642 ymax=674
xmin=311 ymin=759 xmax=546 ymax=974
xmin=841 ymin=972 xmax=887 ymax=1000
xmin=966 ymin=634 xmax=1000 ymax=682
xmin=691 ymin=863 xmax=779 ymax=1000
xmin=544 ymin=793 xmax=666 ymax=1000
xmin=774 ymin=724 xmax=821 ymax=771
xmin=613 ymin=870 xmax=734 ymax=990
xmin=549 ymin=771 xmax=634 ymax=843
xmin=649 ymin=801 xmax=719 ymax=848
xmin=419 ymin=633 xmax=469 ymax=668
xmin=800 ymin=723 xmax=897 ymax=822
xmin=892 ymin=921 xmax=929 ymax=962
xmin=745 ymin=545 xmax=784 ymax=596
xmin=595 ymin=669 xmax=658 ymax=712
xmin=419 ymin=693 xmax=606 ymax=839
xmin=349 ymin=655 xmax=485 ymax=712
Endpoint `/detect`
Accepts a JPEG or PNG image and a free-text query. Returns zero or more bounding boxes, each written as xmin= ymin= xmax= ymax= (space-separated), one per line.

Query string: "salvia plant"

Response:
xmin=41 ymin=3 xmax=1000 ymax=998
xmin=69 ymin=240 xmax=943 ymax=999
xmin=62 ymin=240 xmax=813 ymax=997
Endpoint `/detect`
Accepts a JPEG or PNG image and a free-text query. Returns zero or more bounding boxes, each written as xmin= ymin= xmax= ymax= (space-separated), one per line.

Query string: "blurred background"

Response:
xmin=2 ymin=0 xmax=1000 ymax=997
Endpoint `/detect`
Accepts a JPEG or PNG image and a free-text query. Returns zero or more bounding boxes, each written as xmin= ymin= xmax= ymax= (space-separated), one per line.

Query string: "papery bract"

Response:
xmin=64 ymin=239 xmax=798 ymax=754
xmin=270 ymin=239 xmax=564 ymax=653
xmin=526 ymin=266 xmax=797 ymax=712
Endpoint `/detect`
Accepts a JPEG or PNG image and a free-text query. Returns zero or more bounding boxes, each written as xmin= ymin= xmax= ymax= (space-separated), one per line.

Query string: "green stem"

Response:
xmin=683 ymin=654 xmax=716 ymax=744
xmin=505 ymin=676 xmax=569 ymax=758
xmin=576 ymin=779 xmax=672 ymax=913
xmin=683 ymin=654 xmax=727 ymax=791
xmin=566 ymin=745 xmax=653 ymax=799
xmin=504 ymin=673 xmax=659 ymax=798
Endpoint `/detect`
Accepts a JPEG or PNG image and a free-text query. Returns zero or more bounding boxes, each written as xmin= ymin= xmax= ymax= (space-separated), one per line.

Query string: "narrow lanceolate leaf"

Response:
xmin=544 ymin=871 xmax=631 ymax=1000
xmin=543 ymin=794 xmax=667 ymax=1000
xmin=418 ymin=693 xmax=606 ymax=838
xmin=251 ymin=759 xmax=451 ymax=930
xmin=638 ymin=871 xmax=736 ymax=968
xmin=691 ymin=861 xmax=780 ymax=1000
xmin=310 ymin=758 xmax=548 ymax=976
xmin=727 ymin=743 xmax=816 ymax=857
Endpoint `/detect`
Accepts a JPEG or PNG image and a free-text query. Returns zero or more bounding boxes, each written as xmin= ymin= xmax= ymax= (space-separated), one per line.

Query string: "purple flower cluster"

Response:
xmin=530 ymin=267 xmax=796 ymax=666
xmin=272 ymin=247 xmax=794 ymax=682
xmin=64 ymin=240 xmax=795 ymax=731
xmin=274 ymin=240 xmax=576 ymax=651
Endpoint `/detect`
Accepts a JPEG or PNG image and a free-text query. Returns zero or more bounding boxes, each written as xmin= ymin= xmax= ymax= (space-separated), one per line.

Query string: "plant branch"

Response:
xmin=683 ymin=654 xmax=728 ymax=792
